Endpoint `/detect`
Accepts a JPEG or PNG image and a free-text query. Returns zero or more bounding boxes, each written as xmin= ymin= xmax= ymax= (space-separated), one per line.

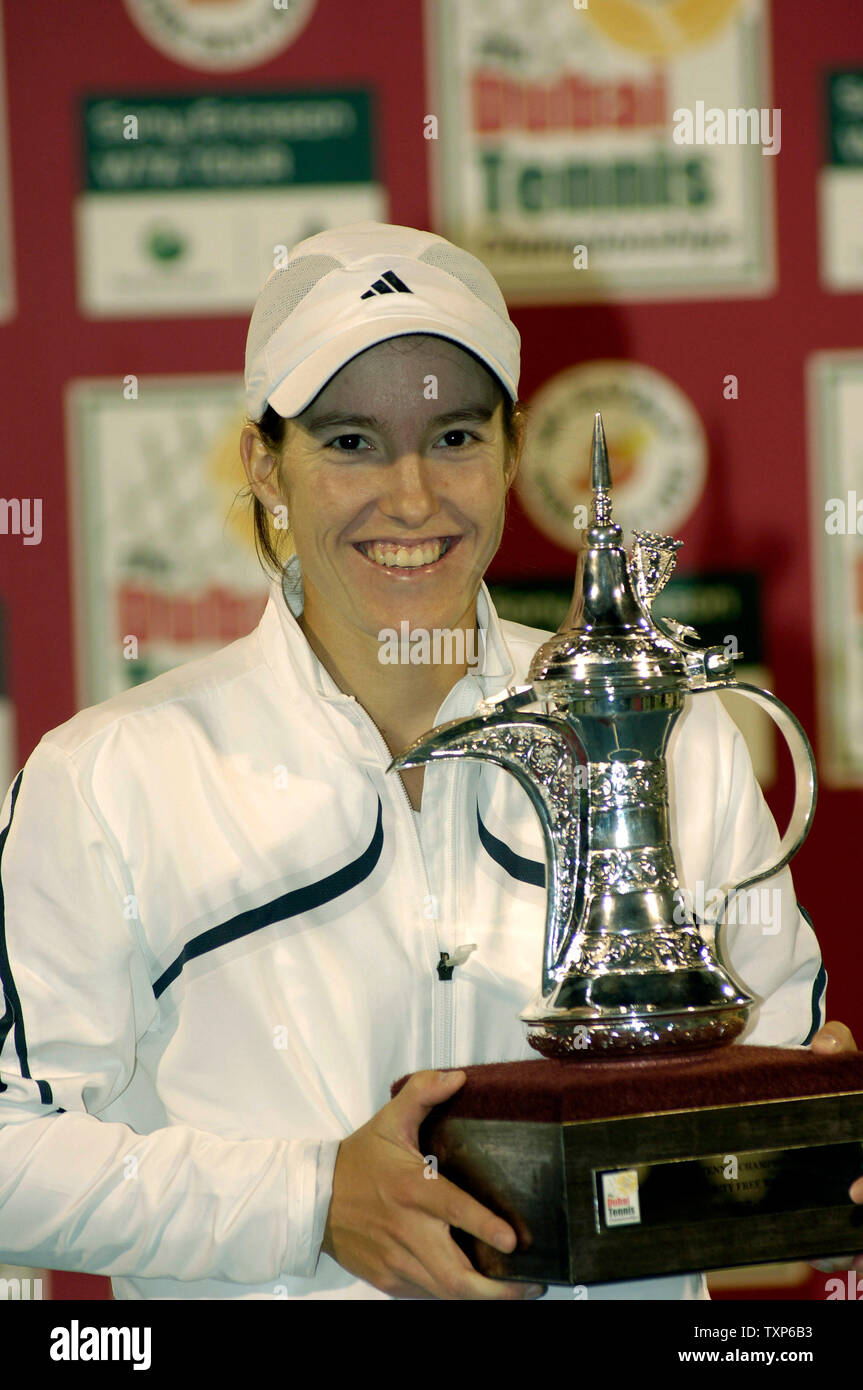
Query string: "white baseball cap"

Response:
xmin=244 ymin=220 xmax=521 ymax=420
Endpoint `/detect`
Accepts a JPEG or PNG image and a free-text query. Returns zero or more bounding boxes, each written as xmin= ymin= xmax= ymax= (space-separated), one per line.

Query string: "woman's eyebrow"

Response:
xmin=302 ymin=404 xmax=496 ymax=432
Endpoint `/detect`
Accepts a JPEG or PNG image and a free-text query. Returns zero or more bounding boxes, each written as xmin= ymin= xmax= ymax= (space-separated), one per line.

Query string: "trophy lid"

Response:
xmin=527 ymin=413 xmax=688 ymax=690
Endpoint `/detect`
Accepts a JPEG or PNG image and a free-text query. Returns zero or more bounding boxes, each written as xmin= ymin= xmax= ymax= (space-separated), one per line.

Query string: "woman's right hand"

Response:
xmin=321 ymin=1069 xmax=545 ymax=1300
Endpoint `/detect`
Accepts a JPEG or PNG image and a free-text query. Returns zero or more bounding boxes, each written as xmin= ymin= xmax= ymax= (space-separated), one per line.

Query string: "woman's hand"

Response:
xmin=807 ymin=1020 xmax=863 ymax=1272
xmin=321 ymin=1069 xmax=545 ymax=1300
xmin=809 ymin=1019 xmax=858 ymax=1056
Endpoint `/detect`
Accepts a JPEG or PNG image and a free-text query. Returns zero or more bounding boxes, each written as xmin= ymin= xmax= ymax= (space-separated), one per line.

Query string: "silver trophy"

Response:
xmin=391 ymin=414 xmax=818 ymax=1059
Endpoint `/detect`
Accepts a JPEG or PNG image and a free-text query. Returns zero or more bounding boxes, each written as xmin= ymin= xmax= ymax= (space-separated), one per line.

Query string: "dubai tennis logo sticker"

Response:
xmin=124 ymin=0 xmax=317 ymax=72
xmin=516 ymin=360 xmax=707 ymax=553
xmin=601 ymin=1169 xmax=642 ymax=1227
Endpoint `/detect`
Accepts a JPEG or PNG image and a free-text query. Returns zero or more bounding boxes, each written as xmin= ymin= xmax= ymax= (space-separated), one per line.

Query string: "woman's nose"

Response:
xmin=378 ymin=454 xmax=439 ymax=525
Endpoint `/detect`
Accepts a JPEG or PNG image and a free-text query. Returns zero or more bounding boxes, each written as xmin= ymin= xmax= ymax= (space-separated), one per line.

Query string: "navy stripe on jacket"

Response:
xmin=153 ymin=797 xmax=385 ymax=998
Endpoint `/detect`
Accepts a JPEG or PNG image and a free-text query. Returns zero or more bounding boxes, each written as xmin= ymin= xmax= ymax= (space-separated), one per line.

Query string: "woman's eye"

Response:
xmin=439 ymin=429 xmax=474 ymax=448
xmin=327 ymin=434 xmax=369 ymax=453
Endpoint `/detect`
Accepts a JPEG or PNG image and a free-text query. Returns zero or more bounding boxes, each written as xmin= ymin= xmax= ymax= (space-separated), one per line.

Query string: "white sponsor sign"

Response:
xmin=819 ymin=70 xmax=863 ymax=291
xmin=427 ymin=0 xmax=776 ymax=301
xmin=808 ymin=352 xmax=863 ymax=785
xmin=76 ymin=90 xmax=384 ymax=316
xmin=66 ymin=376 xmax=270 ymax=707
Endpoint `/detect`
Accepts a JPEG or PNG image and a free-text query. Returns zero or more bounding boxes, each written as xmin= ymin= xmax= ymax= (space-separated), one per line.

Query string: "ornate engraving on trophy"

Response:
xmin=589 ymin=760 xmax=667 ymax=811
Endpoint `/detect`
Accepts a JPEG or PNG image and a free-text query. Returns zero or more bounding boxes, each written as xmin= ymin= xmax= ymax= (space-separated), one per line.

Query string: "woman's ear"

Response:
xmin=505 ymin=406 xmax=527 ymax=490
xmin=240 ymin=424 xmax=283 ymax=513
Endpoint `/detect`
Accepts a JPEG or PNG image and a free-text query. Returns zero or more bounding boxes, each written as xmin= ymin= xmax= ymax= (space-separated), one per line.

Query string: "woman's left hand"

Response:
xmin=807 ymin=1020 xmax=863 ymax=1272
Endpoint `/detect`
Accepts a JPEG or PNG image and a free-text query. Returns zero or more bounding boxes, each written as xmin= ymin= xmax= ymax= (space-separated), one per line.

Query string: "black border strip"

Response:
xmin=153 ymin=796 xmax=385 ymax=999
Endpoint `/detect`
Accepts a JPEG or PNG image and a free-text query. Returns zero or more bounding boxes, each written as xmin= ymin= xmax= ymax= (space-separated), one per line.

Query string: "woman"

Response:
xmin=0 ymin=221 xmax=857 ymax=1302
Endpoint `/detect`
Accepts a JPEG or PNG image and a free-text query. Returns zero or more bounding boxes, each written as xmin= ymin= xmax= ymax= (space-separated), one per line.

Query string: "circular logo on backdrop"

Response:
xmin=581 ymin=0 xmax=743 ymax=59
xmin=123 ymin=0 xmax=317 ymax=72
xmin=517 ymin=360 xmax=707 ymax=553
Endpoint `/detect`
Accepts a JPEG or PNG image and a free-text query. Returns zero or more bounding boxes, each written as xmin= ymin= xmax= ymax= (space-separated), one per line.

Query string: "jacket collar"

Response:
xmin=257 ymin=552 xmax=515 ymax=706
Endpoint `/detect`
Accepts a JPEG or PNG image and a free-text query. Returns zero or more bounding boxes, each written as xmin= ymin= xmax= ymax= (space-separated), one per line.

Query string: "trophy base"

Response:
xmin=398 ymin=1048 xmax=863 ymax=1286
xmin=526 ymin=1007 xmax=747 ymax=1058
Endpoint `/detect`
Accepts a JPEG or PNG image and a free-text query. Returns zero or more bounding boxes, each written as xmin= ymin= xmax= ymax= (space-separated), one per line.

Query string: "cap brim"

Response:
xmin=265 ymin=316 xmax=518 ymax=418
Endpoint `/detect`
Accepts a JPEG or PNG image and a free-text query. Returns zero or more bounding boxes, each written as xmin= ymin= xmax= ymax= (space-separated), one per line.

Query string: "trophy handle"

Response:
xmin=689 ymin=682 xmax=817 ymax=927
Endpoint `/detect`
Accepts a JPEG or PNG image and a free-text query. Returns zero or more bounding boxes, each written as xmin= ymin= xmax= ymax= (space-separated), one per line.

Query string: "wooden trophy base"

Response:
xmin=393 ymin=1048 xmax=863 ymax=1286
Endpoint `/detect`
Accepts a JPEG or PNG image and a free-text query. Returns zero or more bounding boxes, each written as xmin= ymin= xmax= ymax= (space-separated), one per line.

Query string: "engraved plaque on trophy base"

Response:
xmin=396 ymin=1049 xmax=863 ymax=1285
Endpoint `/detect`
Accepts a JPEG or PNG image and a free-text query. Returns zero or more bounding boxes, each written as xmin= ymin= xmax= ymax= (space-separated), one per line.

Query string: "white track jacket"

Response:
xmin=0 ymin=556 xmax=826 ymax=1300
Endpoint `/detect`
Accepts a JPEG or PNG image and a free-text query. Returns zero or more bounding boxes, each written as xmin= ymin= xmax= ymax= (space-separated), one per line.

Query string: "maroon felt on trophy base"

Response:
xmin=391 ymin=1047 xmax=863 ymax=1120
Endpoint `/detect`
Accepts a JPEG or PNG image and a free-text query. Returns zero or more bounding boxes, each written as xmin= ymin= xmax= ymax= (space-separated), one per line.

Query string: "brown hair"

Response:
xmin=241 ymin=377 xmax=528 ymax=581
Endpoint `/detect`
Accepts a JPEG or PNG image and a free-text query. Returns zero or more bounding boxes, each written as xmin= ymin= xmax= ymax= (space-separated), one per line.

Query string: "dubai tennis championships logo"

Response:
xmin=516 ymin=360 xmax=707 ymax=553
xmin=123 ymin=0 xmax=317 ymax=72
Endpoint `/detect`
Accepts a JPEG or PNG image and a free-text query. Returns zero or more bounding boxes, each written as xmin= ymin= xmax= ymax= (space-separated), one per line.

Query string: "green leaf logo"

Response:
xmin=145 ymin=225 xmax=186 ymax=263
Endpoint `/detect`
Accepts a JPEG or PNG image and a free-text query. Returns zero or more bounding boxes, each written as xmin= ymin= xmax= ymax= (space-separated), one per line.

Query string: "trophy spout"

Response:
xmin=390 ymin=696 xmax=589 ymax=998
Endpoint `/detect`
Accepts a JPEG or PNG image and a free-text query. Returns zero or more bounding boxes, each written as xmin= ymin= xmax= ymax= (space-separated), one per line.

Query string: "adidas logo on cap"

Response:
xmin=360 ymin=269 xmax=413 ymax=299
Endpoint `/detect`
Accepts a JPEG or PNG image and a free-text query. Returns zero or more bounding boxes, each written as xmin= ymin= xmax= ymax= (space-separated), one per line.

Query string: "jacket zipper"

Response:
xmin=437 ymin=943 xmax=476 ymax=1069
xmin=438 ymin=760 xmax=460 ymax=1070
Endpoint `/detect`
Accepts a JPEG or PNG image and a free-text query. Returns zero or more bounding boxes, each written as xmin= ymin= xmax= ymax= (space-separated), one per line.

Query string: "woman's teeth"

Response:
xmin=360 ymin=538 xmax=451 ymax=569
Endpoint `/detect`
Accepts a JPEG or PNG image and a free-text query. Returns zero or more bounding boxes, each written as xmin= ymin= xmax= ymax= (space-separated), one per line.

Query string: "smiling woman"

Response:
xmin=236 ymin=225 xmax=529 ymax=806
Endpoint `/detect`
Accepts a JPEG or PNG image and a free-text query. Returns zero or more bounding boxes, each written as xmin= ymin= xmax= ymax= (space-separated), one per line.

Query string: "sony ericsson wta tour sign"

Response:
xmin=428 ymin=0 xmax=775 ymax=300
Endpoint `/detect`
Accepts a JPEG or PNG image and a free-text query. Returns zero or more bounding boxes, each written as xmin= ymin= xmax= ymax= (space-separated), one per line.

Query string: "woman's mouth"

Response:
xmin=353 ymin=536 xmax=459 ymax=571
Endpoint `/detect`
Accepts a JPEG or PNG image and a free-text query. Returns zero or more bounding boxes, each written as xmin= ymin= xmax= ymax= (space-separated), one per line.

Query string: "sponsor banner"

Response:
xmin=489 ymin=571 xmax=775 ymax=785
xmin=76 ymin=91 xmax=384 ymax=315
xmin=123 ymin=0 xmax=316 ymax=72
xmin=517 ymin=359 xmax=707 ymax=550
xmin=427 ymin=0 xmax=776 ymax=301
xmin=0 ymin=2 xmax=15 ymax=320
xmin=819 ymin=70 xmax=863 ymax=291
xmin=808 ymin=352 xmax=863 ymax=786
xmin=66 ymin=376 xmax=272 ymax=707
